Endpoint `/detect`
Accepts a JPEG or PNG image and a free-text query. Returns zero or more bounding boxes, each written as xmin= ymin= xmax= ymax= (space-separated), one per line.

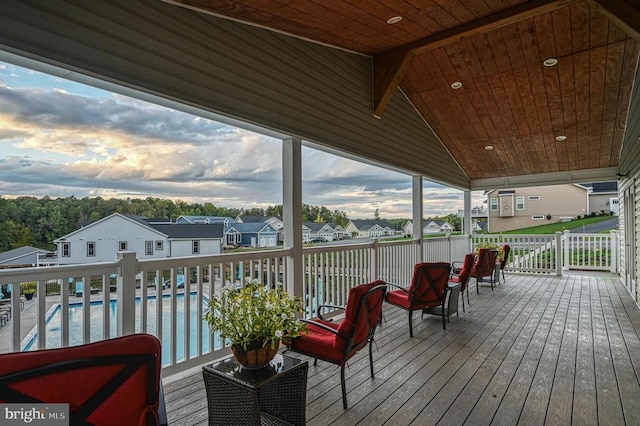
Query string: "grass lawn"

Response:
xmin=499 ymin=215 xmax=616 ymax=234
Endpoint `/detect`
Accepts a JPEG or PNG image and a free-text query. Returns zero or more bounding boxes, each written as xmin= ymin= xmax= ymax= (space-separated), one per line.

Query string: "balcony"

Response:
xmin=0 ymin=234 xmax=630 ymax=424
xmin=163 ymin=270 xmax=640 ymax=425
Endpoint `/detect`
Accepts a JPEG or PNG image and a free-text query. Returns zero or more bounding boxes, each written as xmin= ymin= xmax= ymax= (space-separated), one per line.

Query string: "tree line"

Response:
xmin=0 ymin=196 xmax=350 ymax=251
xmin=0 ymin=196 xmax=461 ymax=252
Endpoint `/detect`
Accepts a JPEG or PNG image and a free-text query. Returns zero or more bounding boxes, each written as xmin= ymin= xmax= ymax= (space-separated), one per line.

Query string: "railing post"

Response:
xmin=370 ymin=238 xmax=379 ymax=280
xmin=563 ymin=230 xmax=570 ymax=271
xmin=610 ymin=230 xmax=618 ymax=273
xmin=556 ymin=232 xmax=563 ymax=276
xmin=117 ymin=251 xmax=137 ymax=336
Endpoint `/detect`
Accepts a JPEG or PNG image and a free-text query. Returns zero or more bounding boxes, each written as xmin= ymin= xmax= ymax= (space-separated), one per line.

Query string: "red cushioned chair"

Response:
xmin=0 ymin=333 xmax=167 ymax=426
xmin=498 ymin=244 xmax=511 ymax=284
xmin=472 ymin=248 xmax=499 ymax=293
xmin=450 ymin=252 xmax=476 ymax=312
xmin=384 ymin=262 xmax=452 ymax=337
xmin=286 ymin=280 xmax=387 ymax=409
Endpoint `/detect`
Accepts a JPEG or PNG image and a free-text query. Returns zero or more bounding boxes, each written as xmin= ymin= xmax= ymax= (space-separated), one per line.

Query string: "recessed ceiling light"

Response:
xmin=450 ymin=81 xmax=463 ymax=89
xmin=556 ymin=135 xmax=567 ymax=141
xmin=387 ymin=16 xmax=402 ymax=24
xmin=484 ymin=145 xmax=494 ymax=151
xmin=543 ymin=57 xmax=558 ymax=67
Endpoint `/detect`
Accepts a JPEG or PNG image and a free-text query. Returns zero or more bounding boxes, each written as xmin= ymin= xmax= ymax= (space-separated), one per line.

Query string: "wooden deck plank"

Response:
xmin=518 ymin=276 xmax=575 ymax=426
xmin=589 ymin=276 xmax=625 ymax=425
xmin=162 ymin=272 xmax=640 ymax=426
xmin=572 ymin=275 xmax=598 ymax=426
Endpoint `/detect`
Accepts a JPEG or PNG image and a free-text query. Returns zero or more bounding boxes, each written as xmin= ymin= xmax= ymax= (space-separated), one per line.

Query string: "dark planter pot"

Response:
xmin=24 ymin=293 xmax=34 ymax=300
xmin=230 ymin=339 xmax=279 ymax=369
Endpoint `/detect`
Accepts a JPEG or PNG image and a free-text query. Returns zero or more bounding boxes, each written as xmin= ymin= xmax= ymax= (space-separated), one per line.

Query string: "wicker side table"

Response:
xmin=202 ymin=353 xmax=308 ymax=426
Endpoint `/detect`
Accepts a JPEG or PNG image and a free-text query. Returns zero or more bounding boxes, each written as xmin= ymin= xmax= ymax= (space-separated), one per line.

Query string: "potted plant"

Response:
xmin=22 ymin=282 xmax=37 ymax=300
xmin=204 ymin=278 xmax=307 ymax=369
xmin=474 ymin=242 xmax=505 ymax=260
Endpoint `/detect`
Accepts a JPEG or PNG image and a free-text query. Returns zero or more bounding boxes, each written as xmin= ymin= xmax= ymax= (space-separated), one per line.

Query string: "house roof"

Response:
xmin=177 ymin=215 xmax=235 ymax=224
xmin=0 ymin=246 xmax=52 ymax=265
xmin=236 ymin=215 xmax=268 ymax=223
xmin=585 ymin=181 xmax=619 ymax=193
xmin=150 ymin=223 xmax=224 ymax=239
xmin=226 ymin=222 xmax=274 ymax=233
xmin=349 ymin=219 xmax=393 ymax=230
xmin=304 ymin=222 xmax=337 ymax=232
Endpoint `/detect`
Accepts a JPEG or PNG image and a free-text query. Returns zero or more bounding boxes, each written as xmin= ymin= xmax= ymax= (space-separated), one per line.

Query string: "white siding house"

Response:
xmin=54 ymin=214 xmax=223 ymax=264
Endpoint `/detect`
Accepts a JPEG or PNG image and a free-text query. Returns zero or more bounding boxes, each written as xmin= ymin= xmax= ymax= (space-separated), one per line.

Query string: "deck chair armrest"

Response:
xmin=317 ymin=304 xmax=345 ymax=320
xmin=385 ymin=282 xmax=409 ymax=293
xmin=299 ymin=318 xmax=349 ymax=340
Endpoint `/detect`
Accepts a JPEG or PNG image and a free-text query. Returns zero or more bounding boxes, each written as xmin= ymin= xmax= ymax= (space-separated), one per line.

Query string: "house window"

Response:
xmin=516 ymin=197 xmax=525 ymax=210
xmin=155 ymin=241 xmax=164 ymax=250
xmin=145 ymin=241 xmax=153 ymax=255
xmin=61 ymin=242 xmax=70 ymax=257
xmin=528 ymin=195 xmax=540 ymax=200
xmin=192 ymin=240 xmax=200 ymax=254
xmin=532 ymin=215 xmax=544 ymax=220
xmin=490 ymin=198 xmax=498 ymax=211
xmin=87 ymin=241 xmax=95 ymax=257
xmin=119 ymin=241 xmax=127 ymax=251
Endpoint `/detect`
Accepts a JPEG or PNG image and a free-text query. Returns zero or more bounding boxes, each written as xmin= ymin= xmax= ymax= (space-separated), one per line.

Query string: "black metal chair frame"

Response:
xmin=289 ymin=283 xmax=387 ymax=409
xmin=0 ymin=354 xmax=167 ymax=426
xmin=385 ymin=263 xmax=452 ymax=336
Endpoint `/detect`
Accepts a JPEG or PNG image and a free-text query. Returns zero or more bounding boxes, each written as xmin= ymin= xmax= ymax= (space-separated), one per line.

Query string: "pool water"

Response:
xmin=23 ymin=293 xmax=215 ymax=366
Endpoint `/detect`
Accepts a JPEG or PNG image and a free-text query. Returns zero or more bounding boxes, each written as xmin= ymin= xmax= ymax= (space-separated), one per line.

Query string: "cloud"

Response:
xmin=0 ymin=62 xmax=486 ymax=219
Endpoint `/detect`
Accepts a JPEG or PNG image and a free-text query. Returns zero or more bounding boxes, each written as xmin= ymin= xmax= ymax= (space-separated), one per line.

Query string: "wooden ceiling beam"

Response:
xmin=373 ymin=0 xmax=578 ymax=118
xmin=587 ymin=0 xmax=640 ymax=41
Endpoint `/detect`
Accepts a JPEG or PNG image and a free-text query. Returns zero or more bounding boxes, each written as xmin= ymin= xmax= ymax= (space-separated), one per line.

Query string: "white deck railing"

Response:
xmin=0 ymin=231 xmax=615 ymax=375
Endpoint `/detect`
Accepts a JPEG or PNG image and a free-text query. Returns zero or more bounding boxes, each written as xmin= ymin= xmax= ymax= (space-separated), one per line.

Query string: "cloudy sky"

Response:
xmin=0 ymin=61 xmax=484 ymax=218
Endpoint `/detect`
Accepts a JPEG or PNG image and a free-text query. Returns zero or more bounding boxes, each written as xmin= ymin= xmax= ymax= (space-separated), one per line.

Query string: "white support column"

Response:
xmin=610 ymin=230 xmax=618 ymax=273
xmin=555 ymin=232 xmax=563 ymax=276
xmin=283 ymin=137 xmax=304 ymax=298
xmin=413 ymin=175 xmax=424 ymax=262
xmin=463 ymin=190 xmax=472 ymax=235
xmin=117 ymin=251 xmax=137 ymax=336
xmin=563 ymin=230 xmax=570 ymax=271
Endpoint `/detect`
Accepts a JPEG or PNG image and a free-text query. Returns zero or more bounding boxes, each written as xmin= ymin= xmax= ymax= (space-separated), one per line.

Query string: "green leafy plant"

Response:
xmin=474 ymin=242 xmax=505 ymax=260
xmin=204 ymin=278 xmax=307 ymax=350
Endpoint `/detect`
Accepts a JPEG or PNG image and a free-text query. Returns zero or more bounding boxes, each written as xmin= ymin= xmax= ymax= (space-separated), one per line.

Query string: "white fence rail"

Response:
xmin=0 ymin=231 xmax=614 ymax=375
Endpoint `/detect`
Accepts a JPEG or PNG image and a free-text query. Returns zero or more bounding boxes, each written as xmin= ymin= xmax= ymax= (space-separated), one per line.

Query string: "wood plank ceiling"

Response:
xmin=167 ymin=0 xmax=640 ymax=182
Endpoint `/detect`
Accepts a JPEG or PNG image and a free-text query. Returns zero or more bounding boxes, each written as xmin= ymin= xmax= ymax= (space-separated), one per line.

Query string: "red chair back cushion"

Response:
xmin=336 ymin=280 xmax=386 ymax=351
xmin=455 ymin=253 xmax=476 ymax=289
xmin=472 ymin=248 xmax=498 ymax=278
xmin=500 ymin=244 xmax=511 ymax=270
xmin=0 ymin=333 xmax=162 ymax=426
xmin=407 ymin=262 xmax=451 ymax=308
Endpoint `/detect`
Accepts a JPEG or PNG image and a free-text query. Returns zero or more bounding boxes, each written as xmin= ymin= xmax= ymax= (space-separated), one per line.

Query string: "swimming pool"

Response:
xmin=23 ymin=293 xmax=216 ymax=366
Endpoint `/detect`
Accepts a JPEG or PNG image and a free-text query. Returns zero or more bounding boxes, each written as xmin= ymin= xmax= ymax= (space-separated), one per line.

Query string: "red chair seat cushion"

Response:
xmin=386 ymin=288 xmax=440 ymax=310
xmin=385 ymin=289 xmax=410 ymax=308
xmin=290 ymin=320 xmax=345 ymax=363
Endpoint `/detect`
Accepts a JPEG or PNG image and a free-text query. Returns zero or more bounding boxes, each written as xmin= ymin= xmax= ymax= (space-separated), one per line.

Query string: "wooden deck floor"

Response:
xmin=163 ymin=272 xmax=640 ymax=425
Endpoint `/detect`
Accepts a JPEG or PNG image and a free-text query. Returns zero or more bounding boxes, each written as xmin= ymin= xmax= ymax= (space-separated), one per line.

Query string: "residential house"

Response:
xmin=303 ymin=222 xmax=346 ymax=241
xmin=54 ymin=213 xmax=223 ymax=264
xmin=402 ymin=220 xmax=413 ymax=237
xmin=345 ymin=220 xmax=394 ymax=239
xmin=486 ymin=184 xmax=589 ymax=233
xmin=236 ymin=216 xmax=285 ymax=244
xmin=0 ymin=246 xmax=57 ymax=269
xmin=423 ymin=220 xmax=454 ymax=234
xmin=224 ymin=222 xmax=278 ymax=248
xmin=584 ymin=181 xmax=619 ymax=215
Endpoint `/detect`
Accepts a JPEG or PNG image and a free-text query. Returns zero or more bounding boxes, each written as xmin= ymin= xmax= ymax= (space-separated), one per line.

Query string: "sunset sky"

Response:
xmin=0 ymin=60 xmax=485 ymax=218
